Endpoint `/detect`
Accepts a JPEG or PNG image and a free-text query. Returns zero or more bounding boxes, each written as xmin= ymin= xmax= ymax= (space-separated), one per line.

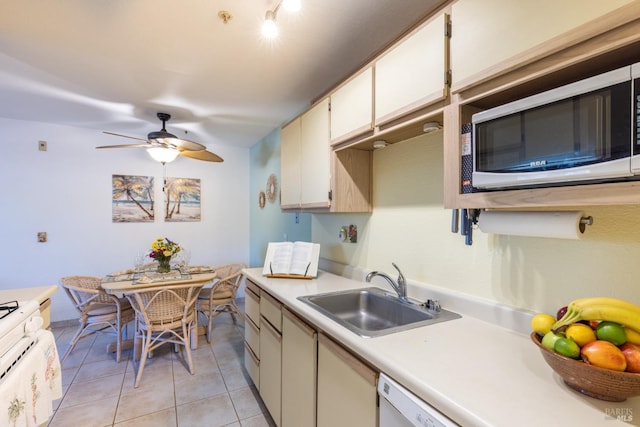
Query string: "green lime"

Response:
xmin=595 ymin=321 xmax=627 ymax=346
xmin=541 ymin=331 xmax=562 ymax=350
xmin=554 ymin=337 xmax=581 ymax=359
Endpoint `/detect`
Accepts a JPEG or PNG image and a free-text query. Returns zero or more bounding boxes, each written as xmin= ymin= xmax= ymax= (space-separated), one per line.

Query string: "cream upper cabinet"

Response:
xmin=374 ymin=11 xmax=448 ymax=126
xmin=280 ymin=117 xmax=301 ymax=209
xmin=300 ymin=98 xmax=331 ymax=208
xmin=330 ymin=67 xmax=373 ymax=145
xmin=280 ymin=98 xmax=331 ymax=209
xmin=450 ymin=0 xmax=635 ymax=91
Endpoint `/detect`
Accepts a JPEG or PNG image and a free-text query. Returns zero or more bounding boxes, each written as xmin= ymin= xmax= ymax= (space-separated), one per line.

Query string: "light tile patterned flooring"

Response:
xmin=48 ymin=301 xmax=276 ymax=427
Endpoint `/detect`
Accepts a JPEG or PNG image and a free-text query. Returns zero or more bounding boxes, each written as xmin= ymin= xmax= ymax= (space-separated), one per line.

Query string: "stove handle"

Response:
xmin=24 ymin=315 xmax=43 ymax=334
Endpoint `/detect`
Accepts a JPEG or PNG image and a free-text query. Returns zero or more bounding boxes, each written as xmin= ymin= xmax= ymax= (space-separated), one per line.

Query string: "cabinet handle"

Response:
xmin=283 ymin=307 xmax=316 ymax=338
xmin=244 ymin=341 xmax=260 ymax=364
xmin=246 ymin=315 xmax=259 ymax=333
xmin=246 ymin=286 xmax=260 ymax=300
xmin=319 ymin=333 xmax=377 ymax=386
xmin=261 ymin=316 xmax=282 ymax=342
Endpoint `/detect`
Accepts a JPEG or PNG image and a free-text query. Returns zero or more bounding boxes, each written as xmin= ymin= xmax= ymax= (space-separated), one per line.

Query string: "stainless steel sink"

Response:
xmin=297 ymin=287 xmax=460 ymax=337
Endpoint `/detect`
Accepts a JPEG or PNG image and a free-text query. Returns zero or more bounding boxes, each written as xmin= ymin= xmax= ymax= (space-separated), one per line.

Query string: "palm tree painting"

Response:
xmin=164 ymin=177 xmax=201 ymax=222
xmin=112 ymin=175 xmax=155 ymax=222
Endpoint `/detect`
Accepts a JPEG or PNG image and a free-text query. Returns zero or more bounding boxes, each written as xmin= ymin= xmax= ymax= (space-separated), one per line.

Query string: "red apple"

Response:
xmin=580 ymin=340 xmax=627 ymax=371
xmin=620 ymin=342 xmax=640 ymax=373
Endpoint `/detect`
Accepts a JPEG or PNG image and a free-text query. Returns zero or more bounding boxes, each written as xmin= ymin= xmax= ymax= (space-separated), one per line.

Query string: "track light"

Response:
xmin=262 ymin=0 xmax=301 ymax=39
xmin=262 ymin=10 xmax=278 ymax=38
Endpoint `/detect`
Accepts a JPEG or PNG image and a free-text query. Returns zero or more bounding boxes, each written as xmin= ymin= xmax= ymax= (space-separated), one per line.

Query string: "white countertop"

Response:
xmin=243 ymin=268 xmax=640 ymax=427
xmin=0 ymin=285 xmax=57 ymax=305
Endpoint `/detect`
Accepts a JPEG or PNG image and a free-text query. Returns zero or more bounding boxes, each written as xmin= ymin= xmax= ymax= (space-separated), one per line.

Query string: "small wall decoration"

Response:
xmin=112 ymin=175 xmax=155 ymax=222
xmin=164 ymin=177 xmax=201 ymax=222
xmin=266 ymin=173 xmax=278 ymax=203
xmin=340 ymin=224 xmax=358 ymax=243
xmin=259 ymin=191 xmax=266 ymax=209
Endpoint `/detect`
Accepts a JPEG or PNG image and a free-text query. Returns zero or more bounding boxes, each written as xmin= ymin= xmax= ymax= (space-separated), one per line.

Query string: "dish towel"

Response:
xmin=0 ymin=329 xmax=62 ymax=427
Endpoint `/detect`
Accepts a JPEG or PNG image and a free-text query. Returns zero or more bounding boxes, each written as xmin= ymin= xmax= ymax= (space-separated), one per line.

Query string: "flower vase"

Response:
xmin=157 ymin=257 xmax=171 ymax=273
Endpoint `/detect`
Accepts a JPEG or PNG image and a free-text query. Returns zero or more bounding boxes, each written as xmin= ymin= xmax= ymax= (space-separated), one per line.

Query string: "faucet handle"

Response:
xmin=423 ymin=299 xmax=441 ymax=312
xmin=391 ymin=262 xmax=406 ymax=286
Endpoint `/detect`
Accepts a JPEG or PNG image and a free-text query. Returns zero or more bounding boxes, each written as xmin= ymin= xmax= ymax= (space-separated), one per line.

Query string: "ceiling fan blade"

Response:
xmin=103 ymin=131 xmax=149 ymax=142
xmin=96 ymin=143 xmax=151 ymax=149
xmin=180 ymin=149 xmax=224 ymax=162
xmin=165 ymin=137 xmax=205 ymax=152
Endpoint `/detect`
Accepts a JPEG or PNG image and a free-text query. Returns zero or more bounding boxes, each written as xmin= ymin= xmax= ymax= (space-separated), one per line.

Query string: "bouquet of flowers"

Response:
xmin=149 ymin=237 xmax=181 ymax=273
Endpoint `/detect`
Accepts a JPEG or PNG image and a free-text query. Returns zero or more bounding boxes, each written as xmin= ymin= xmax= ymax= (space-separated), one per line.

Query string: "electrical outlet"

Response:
xmin=37 ymin=232 xmax=47 ymax=243
xmin=38 ymin=140 xmax=47 ymax=151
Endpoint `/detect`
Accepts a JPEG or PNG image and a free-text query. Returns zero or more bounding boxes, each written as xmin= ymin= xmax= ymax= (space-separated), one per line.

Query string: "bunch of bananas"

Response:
xmin=552 ymin=297 xmax=640 ymax=334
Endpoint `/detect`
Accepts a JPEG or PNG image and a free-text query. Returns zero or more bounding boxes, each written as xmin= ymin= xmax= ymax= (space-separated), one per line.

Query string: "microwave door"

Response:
xmin=631 ymin=73 xmax=640 ymax=173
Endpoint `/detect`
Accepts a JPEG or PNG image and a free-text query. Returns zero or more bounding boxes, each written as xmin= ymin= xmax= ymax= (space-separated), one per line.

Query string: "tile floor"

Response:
xmin=48 ymin=301 xmax=276 ymax=427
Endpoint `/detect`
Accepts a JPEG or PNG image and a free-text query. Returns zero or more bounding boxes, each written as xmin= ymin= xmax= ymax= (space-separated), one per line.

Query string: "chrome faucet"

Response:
xmin=365 ymin=262 xmax=408 ymax=302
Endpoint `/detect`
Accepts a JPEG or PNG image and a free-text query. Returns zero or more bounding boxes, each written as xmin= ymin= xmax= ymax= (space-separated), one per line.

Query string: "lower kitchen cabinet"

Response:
xmin=243 ymin=281 xmax=261 ymax=389
xmin=243 ymin=283 xmax=377 ymax=427
xmin=260 ymin=316 xmax=282 ymax=426
xmin=259 ymin=291 xmax=283 ymax=427
xmin=282 ymin=308 xmax=317 ymax=427
xmin=317 ymin=333 xmax=378 ymax=427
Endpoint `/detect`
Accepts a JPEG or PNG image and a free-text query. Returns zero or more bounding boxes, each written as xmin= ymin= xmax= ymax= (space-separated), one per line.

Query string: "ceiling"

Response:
xmin=0 ymin=0 xmax=443 ymax=149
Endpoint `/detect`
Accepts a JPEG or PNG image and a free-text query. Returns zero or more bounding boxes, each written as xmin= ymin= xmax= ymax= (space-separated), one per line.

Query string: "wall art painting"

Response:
xmin=112 ymin=175 xmax=155 ymax=222
xmin=164 ymin=177 xmax=201 ymax=222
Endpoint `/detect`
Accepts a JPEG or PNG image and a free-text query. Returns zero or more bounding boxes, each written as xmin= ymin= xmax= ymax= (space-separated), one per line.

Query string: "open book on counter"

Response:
xmin=262 ymin=241 xmax=320 ymax=279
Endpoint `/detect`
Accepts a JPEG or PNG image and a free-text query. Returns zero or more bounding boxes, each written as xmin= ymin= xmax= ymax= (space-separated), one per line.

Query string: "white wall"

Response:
xmin=0 ymin=117 xmax=250 ymax=322
xmin=313 ymin=132 xmax=640 ymax=315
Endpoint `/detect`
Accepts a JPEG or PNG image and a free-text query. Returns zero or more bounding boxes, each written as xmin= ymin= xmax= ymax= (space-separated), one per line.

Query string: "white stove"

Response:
xmin=0 ymin=300 xmax=43 ymax=382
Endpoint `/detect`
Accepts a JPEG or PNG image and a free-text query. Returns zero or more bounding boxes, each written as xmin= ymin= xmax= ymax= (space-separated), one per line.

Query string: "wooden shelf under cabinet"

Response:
xmin=443 ymin=14 xmax=640 ymax=209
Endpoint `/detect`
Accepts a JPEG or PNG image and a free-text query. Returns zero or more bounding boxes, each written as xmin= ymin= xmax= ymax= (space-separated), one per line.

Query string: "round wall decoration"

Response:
xmin=266 ymin=173 xmax=278 ymax=203
xmin=258 ymin=191 xmax=266 ymax=209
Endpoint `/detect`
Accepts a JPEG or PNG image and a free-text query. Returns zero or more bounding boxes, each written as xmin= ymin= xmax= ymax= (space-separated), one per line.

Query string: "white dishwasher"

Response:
xmin=378 ymin=373 xmax=458 ymax=427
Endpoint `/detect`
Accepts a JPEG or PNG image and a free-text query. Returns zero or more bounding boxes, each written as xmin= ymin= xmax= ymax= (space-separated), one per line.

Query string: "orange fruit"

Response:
xmin=565 ymin=323 xmax=596 ymax=347
xmin=581 ymin=340 xmax=627 ymax=371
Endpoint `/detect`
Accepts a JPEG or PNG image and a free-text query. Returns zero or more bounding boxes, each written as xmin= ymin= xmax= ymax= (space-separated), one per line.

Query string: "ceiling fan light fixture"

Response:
xmin=262 ymin=10 xmax=278 ymax=38
xmin=147 ymin=147 xmax=179 ymax=163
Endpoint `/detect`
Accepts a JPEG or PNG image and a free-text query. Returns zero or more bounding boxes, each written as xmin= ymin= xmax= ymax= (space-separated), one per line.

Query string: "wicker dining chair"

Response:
xmin=197 ymin=263 xmax=246 ymax=343
xmin=124 ymin=282 xmax=206 ymax=388
xmin=59 ymin=276 xmax=135 ymax=364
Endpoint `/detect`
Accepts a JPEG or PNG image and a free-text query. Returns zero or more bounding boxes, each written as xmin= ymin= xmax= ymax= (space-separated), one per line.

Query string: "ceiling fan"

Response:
xmin=97 ymin=112 xmax=224 ymax=163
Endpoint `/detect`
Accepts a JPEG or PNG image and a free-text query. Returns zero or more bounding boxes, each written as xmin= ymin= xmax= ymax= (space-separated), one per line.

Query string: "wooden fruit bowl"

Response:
xmin=531 ymin=332 xmax=640 ymax=401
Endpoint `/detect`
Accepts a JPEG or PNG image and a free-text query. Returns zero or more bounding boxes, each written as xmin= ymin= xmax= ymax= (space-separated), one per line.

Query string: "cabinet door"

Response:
xmin=375 ymin=12 xmax=447 ymax=125
xmin=300 ymin=98 xmax=331 ymax=208
xmin=244 ymin=284 xmax=260 ymax=326
xmin=260 ymin=317 xmax=282 ymax=426
xmin=330 ymin=67 xmax=373 ymax=145
xmin=317 ymin=334 xmax=378 ymax=427
xmin=282 ymin=309 xmax=317 ymax=427
xmin=450 ymin=0 xmax=634 ymax=91
xmin=280 ymin=117 xmax=302 ymax=208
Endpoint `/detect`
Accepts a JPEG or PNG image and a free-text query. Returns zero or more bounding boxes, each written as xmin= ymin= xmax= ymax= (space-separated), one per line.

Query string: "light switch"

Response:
xmin=38 ymin=141 xmax=47 ymax=151
xmin=37 ymin=232 xmax=47 ymax=243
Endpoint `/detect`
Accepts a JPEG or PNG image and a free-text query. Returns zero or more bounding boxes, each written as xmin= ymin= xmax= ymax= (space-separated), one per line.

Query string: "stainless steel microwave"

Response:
xmin=472 ymin=62 xmax=640 ymax=190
